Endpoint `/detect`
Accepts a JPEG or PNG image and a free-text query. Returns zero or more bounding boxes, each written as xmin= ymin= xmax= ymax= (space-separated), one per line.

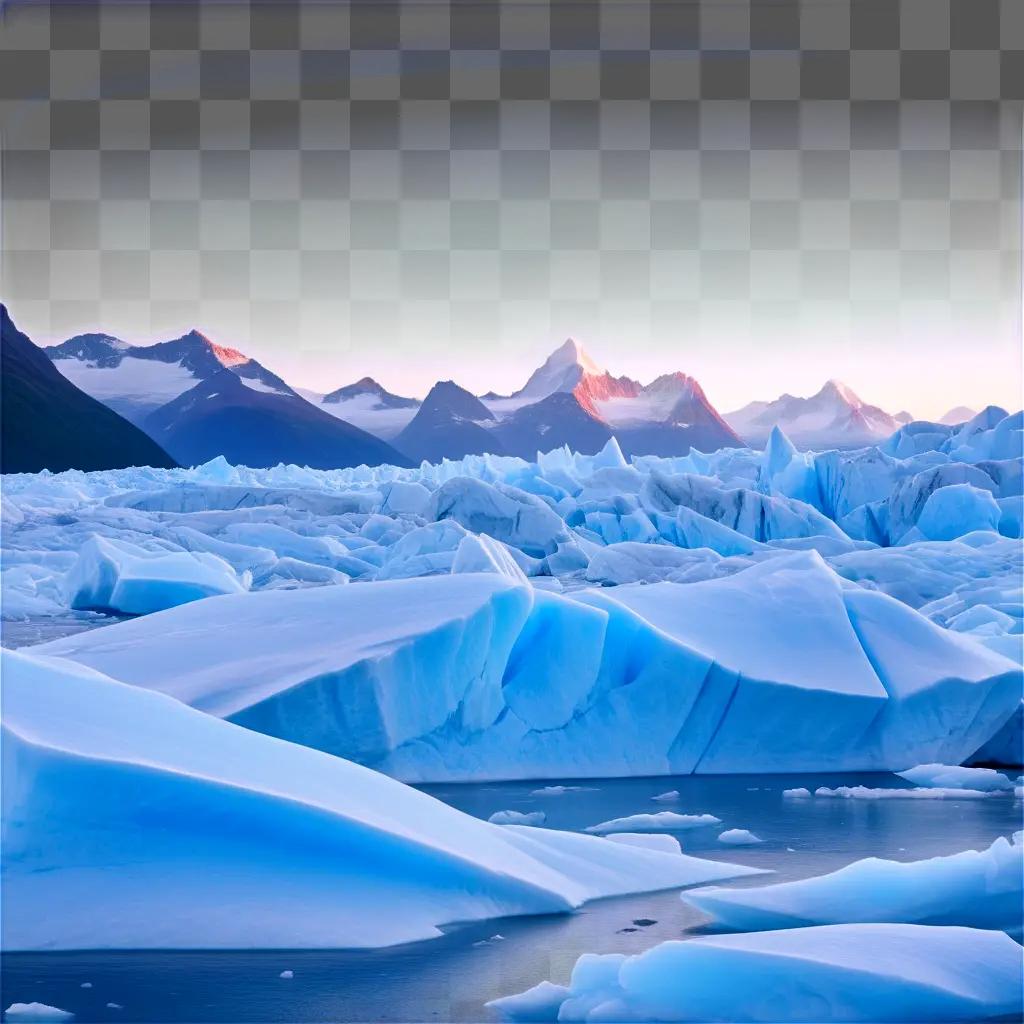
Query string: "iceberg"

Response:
xmin=488 ymin=924 xmax=1024 ymax=1022
xmin=684 ymin=833 xmax=1023 ymax=935
xmin=1 ymin=648 xmax=762 ymax=950
xmin=37 ymin=553 xmax=1021 ymax=781
xmin=897 ymin=763 xmax=1015 ymax=792
xmin=64 ymin=535 xmax=246 ymax=615
xmin=915 ymin=484 xmax=1002 ymax=542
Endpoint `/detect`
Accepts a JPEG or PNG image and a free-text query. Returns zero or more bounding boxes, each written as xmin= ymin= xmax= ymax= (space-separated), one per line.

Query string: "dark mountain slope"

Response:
xmin=1 ymin=305 xmax=177 ymax=474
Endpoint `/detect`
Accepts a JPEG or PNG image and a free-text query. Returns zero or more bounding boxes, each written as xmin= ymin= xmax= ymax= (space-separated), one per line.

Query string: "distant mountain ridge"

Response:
xmin=725 ymin=379 xmax=902 ymax=448
xmin=45 ymin=329 xmax=294 ymax=424
xmin=146 ymin=368 xmax=411 ymax=470
xmin=31 ymin=316 xmax=967 ymax=467
xmin=322 ymin=377 xmax=419 ymax=410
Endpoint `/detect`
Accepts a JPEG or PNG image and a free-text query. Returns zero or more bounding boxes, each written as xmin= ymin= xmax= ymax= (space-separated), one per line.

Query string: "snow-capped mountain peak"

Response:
xmin=515 ymin=338 xmax=606 ymax=400
xmin=819 ymin=378 xmax=863 ymax=407
xmin=178 ymin=329 xmax=248 ymax=369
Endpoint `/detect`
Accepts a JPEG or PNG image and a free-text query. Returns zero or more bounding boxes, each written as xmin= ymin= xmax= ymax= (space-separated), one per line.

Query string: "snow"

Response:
xmin=604 ymin=834 xmax=683 ymax=855
xmin=52 ymin=355 xmax=199 ymax=420
xmin=718 ymin=828 xmax=763 ymax=846
xmin=488 ymin=925 xmax=1024 ymax=1022
xmin=490 ymin=810 xmax=546 ymax=826
xmin=3 ymin=1006 xmax=74 ymax=1023
xmin=584 ymin=812 xmax=721 ymax=835
xmin=684 ymin=833 xmax=1023 ymax=935
xmin=313 ymin=393 xmax=418 ymax=439
xmin=897 ymin=763 xmax=1015 ymax=792
xmin=1 ymin=648 xmax=762 ymax=951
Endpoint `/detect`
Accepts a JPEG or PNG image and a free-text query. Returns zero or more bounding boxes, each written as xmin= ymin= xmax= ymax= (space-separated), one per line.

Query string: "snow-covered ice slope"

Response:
xmin=1 ymin=648 xmax=762 ymax=951
xmin=36 ymin=554 xmax=1020 ymax=781
xmin=488 ymin=924 xmax=1024 ymax=1022
xmin=684 ymin=833 xmax=1023 ymax=935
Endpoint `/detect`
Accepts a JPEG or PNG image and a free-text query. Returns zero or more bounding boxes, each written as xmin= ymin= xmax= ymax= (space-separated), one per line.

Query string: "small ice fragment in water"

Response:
xmin=4 ymin=1005 xmax=74 ymax=1022
xmin=718 ymin=828 xmax=764 ymax=846
xmin=279 ymin=971 xmax=293 ymax=979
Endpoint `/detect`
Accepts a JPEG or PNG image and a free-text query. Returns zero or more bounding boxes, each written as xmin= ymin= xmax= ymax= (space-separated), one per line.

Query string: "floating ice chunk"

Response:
xmin=897 ymin=763 xmax=1014 ymax=792
xmin=3 ymin=1005 xmax=74 ymax=1022
xmin=782 ymin=787 xmax=812 ymax=798
xmin=1 ymin=649 xmax=762 ymax=951
xmin=685 ymin=833 xmax=1023 ymax=935
xmin=279 ymin=971 xmax=293 ymax=979
xmin=604 ymin=834 xmax=682 ymax=855
xmin=488 ymin=810 xmax=546 ymax=826
xmin=814 ymin=785 xmax=996 ymax=800
xmin=651 ymin=791 xmax=680 ymax=802
xmin=530 ymin=786 xmax=592 ymax=796
xmin=585 ymin=812 xmax=721 ymax=835
xmin=65 ymin=536 xmax=246 ymax=615
xmin=487 ymin=924 xmax=1024 ymax=1022
xmin=490 ymin=981 xmax=568 ymax=1021
xmin=718 ymin=829 xmax=763 ymax=846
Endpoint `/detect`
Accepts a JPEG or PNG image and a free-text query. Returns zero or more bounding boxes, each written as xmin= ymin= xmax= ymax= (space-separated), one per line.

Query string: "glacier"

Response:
xmin=684 ymin=833 xmax=1023 ymax=935
xmin=487 ymin=924 xmax=1024 ymax=1022
xmin=1 ymin=647 xmax=762 ymax=951
xmin=3 ymin=408 xmax=1022 ymax=777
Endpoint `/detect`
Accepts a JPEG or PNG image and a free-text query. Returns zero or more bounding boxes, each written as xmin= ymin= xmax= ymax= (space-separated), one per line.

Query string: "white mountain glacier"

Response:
xmin=725 ymin=379 xmax=902 ymax=448
xmin=308 ymin=377 xmax=421 ymax=439
xmin=45 ymin=329 xmax=294 ymax=425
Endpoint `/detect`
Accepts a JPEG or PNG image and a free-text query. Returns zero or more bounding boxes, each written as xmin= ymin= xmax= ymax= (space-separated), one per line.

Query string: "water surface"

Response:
xmin=4 ymin=772 xmax=1020 ymax=1023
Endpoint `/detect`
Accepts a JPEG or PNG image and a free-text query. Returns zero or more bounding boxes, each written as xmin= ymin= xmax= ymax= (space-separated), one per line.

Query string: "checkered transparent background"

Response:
xmin=1 ymin=0 xmax=1021 ymax=368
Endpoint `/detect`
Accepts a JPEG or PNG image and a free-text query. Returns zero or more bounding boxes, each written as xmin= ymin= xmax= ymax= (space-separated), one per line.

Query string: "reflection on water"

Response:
xmin=2 ymin=772 xmax=1019 ymax=1023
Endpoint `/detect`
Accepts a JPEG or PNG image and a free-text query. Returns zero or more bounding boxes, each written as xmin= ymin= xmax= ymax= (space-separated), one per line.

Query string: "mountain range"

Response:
xmin=723 ymin=379 xmax=906 ymax=449
xmin=3 ymin=309 xmax=959 ymax=473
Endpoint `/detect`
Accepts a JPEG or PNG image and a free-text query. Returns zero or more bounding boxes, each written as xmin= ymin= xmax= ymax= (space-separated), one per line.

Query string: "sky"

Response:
xmin=2 ymin=0 xmax=1021 ymax=421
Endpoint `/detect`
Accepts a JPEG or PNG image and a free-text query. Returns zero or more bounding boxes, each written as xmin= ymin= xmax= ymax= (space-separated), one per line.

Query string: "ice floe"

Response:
xmin=487 ymin=924 xmax=1024 ymax=1022
xmin=684 ymin=833 xmax=1023 ymax=935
